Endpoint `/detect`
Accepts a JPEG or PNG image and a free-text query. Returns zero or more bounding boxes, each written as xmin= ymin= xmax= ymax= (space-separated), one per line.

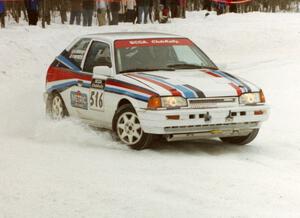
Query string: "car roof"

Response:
xmin=83 ymin=32 xmax=185 ymax=43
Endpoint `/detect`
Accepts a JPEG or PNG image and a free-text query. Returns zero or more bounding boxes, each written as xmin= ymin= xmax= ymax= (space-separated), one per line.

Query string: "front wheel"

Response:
xmin=220 ymin=129 xmax=259 ymax=145
xmin=113 ymin=104 xmax=154 ymax=150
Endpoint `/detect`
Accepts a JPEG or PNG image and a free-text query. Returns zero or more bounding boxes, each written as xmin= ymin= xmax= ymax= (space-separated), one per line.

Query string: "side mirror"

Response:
xmin=93 ymin=66 xmax=113 ymax=79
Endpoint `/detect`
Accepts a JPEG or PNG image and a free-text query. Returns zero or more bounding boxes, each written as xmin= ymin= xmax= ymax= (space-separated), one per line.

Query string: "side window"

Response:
xmin=83 ymin=41 xmax=112 ymax=73
xmin=67 ymin=38 xmax=91 ymax=68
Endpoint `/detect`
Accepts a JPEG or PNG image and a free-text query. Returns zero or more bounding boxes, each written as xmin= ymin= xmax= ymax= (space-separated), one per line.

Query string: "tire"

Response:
xmin=47 ymin=92 xmax=68 ymax=120
xmin=113 ymin=104 xmax=154 ymax=150
xmin=220 ymin=129 xmax=259 ymax=145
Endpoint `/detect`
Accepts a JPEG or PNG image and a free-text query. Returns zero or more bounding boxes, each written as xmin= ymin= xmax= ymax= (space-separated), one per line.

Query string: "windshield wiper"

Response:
xmin=119 ymin=68 xmax=175 ymax=74
xmin=167 ymin=63 xmax=218 ymax=70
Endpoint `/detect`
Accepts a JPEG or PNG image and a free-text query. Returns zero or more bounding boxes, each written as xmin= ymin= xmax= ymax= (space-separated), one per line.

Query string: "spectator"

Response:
xmin=149 ymin=0 xmax=154 ymax=22
xmin=194 ymin=0 xmax=201 ymax=11
xmin=96 ymin=0 xmax=107 ymax=26
xmin=137 ymin=0 xmax=150 ymax=24
xmin=170 ymin=0 xmax=177 ymax=18
xmin=24 ymin=0 xmax=39 ymax=25
xmin=202 ymin=0 xmax=211 ymax=11
xmin=109 ymin=0 xmax=120 ymax=25
xmin=125 ymin=0 xmax=136 ymax=23
xmin=82 ymin=0 xmax=94 ymax=26
xmin=70 ymin=0 xmax=82 ymax=25
xmin=152 ymin=0 xmax=160 ymax=22
xmin=0 ymin=0 xmax=5 ymax=28
xmin=119 ymin=0 xmax=126 ymax=22
xmin=159 ymin=4 xmax=169 ymax=23
xmin=178 ymin=0 xmax=186 ymax=18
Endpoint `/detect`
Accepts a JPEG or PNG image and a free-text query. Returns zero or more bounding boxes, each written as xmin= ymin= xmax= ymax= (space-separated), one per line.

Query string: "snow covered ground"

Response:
xmin=1 ymin=11 xmax=300 ymax=217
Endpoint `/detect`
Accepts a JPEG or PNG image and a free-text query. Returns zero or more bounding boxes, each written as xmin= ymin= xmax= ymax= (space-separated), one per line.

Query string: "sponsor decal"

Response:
xmin=115 ymin=38 xmax=193 ymax=48
xmin=211 ymin=0 xmax=252 ymax=4
xmin=91 ymin=79 xmax=105 ymax=89
xmin=69 ymin=50 xmax=85 ymax=61
xmin=70 ymin=91 xmax=88 ymax=110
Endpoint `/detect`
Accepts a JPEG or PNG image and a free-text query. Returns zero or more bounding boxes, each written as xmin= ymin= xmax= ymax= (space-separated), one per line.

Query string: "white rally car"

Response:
xmin=45 ymin=32 xmax=270 ymax=149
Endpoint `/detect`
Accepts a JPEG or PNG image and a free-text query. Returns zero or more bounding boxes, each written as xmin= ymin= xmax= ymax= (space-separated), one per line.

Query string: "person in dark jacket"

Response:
xmin=109 ymin=0 xmax=120 ymax=25
xmin=0 ymin=1 xmax=5 ymax=28
xmin=70 ymin=0 xmax=82 ymax=25
xmin=82 ymin=0 xmax=94 ymax=26
xmin=24 ymin=0 xmax=39 ymax=25
xmin=137 ymin=0 xmax=150 ymax=24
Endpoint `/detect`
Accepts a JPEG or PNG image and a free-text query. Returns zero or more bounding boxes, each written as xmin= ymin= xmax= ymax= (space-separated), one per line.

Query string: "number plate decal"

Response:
xmin=90 ymin=89 xmax=104 ymax=111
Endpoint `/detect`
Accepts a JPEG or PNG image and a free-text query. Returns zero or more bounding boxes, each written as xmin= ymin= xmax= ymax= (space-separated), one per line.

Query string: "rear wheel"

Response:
xmin=114 ymin=104 xmax=153 ymax=150
xmin=47 ymin=93 xmax=68 ymax=120
xmin=220 ymin=129 xmax=259 ymax=145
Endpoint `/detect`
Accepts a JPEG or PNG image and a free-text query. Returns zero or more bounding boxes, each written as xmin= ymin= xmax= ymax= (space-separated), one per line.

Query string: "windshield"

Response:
xmin=114 ymin=38 xmax=217 ymax=74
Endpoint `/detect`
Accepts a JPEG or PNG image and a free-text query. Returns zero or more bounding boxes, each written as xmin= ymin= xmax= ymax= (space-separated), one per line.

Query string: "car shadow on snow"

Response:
xmin=149 ymin=138 xmax=255 ymax=156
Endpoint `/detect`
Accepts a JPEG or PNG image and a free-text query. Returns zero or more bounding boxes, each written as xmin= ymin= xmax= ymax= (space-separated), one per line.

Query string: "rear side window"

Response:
xmin=67 ymin=38 xmax=91 ymax=68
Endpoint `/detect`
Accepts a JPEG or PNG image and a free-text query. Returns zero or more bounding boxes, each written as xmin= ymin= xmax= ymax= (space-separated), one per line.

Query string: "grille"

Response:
xmin=165 ymin=122 xmax=258 ymax=133
xmin=188 ymin=97 xmax=238 ymax=109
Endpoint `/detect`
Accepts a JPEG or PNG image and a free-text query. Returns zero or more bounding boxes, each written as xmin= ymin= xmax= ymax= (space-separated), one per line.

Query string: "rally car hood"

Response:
xmin=117 ymin=69 xmax=260 ymax=99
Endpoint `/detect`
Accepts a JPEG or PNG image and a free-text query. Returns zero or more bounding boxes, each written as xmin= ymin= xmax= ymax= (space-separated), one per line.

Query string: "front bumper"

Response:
xmin=137 ymin=104 xmax=270 ymax=138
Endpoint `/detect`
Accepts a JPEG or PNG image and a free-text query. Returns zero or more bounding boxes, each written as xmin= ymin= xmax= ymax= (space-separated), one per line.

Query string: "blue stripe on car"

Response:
xmin=212 ymin=70 xmax=251 ymax=93
xmin=47 ymin=81 xmax=91 ymax=93
xmin=139 ymin=73 xmax=197 ymax=98
xmin=105 ymin=87 xmax=149 ymax=102
xmin=56 ymin=55 xmax=81 ymax=72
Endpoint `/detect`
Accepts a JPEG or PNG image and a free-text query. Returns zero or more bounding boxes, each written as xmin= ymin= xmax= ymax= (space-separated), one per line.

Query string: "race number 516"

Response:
xmin=90 ymin=90 xmax=104 ymax=111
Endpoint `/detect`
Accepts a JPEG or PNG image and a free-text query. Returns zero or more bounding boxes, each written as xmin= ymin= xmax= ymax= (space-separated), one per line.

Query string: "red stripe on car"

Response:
xmin=229 ymin=83 xmax=242 ymax=96
xmin=106 ymin=80 xmax=157 ymax=96
xmin=128 ymin=74 xmax=182 ymax=96
xmin=202 ymin=69 xmax=222 ymax=78
xmin=46 ymin=67 xmax=92 ymax=83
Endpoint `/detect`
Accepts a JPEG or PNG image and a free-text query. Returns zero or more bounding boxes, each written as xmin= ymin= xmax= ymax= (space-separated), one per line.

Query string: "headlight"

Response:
xmin=148 ymin=96 xmax=187 ymax=109
xmin=239 ymin=90 xmax=265 ymax=105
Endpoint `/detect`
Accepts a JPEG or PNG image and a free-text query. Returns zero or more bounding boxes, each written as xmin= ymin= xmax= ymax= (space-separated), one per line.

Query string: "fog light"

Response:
xmin=166 ymin=115 xmax=180 ymax=120
xmin=254 ymin=110 xmax=264 ymax=115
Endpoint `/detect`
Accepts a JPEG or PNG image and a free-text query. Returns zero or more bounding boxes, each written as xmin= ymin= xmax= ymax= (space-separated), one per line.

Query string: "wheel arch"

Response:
xmin=112 ymin=98 xmax=135 ymax=132
xmin=117 ymin=98 xmax=133 ymax=109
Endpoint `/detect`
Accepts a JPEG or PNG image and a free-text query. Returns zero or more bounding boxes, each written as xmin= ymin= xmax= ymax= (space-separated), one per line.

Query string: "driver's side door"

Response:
xmin=76 ymin=40 xmax=112 ymax=123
